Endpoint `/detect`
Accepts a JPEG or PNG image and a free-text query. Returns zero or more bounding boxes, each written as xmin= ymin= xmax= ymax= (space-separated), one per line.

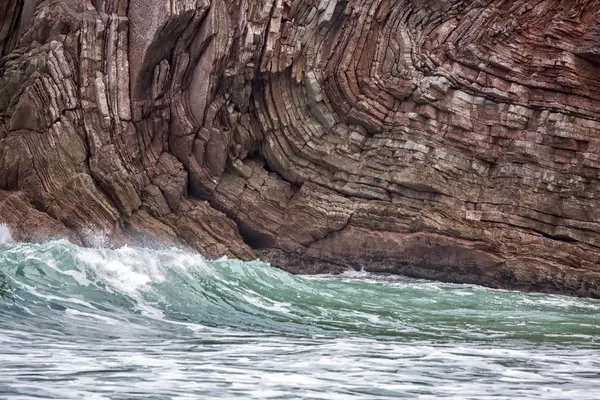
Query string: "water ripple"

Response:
xmin=0 ymin=241 xmax=598 ymax=399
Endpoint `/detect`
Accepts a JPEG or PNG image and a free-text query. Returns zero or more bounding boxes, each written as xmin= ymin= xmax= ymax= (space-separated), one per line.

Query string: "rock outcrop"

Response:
xmin=1 ymin=0 xmax=600 ymax=297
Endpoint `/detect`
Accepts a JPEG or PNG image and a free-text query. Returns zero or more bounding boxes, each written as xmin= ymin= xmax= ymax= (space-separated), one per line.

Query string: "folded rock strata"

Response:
xmin=1 ymin=0 xmax=600 ymax=297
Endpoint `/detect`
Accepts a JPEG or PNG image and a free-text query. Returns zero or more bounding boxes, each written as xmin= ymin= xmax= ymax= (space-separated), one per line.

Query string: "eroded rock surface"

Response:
xmin=1 ymin=0 xmax=600 ymax=297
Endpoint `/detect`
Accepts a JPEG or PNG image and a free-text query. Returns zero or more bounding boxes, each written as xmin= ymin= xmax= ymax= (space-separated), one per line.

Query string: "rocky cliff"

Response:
xmin=1 ymin=0 xmax=600 ymax=297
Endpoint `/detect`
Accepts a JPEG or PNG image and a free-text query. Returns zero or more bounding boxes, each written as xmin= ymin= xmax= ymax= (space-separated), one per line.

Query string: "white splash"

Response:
xmin=0 ymin=224 xmax=14 ymax=245
xmin=75 ymin=246 xmax=167 ymax=296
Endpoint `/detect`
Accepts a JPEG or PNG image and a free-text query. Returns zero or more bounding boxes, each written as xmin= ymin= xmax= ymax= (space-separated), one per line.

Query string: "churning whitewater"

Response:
xmin=0 ymin=239 xmax=599 ymax=399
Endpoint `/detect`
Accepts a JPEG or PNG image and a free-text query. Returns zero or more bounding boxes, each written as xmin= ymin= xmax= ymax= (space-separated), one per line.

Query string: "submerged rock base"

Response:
xmin=1 ymin=0 xmax=600 ymax=297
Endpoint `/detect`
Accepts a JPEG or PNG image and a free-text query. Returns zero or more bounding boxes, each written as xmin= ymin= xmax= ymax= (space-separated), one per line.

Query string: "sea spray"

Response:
xmin=0 ymin=224 xmax=13 ymax=246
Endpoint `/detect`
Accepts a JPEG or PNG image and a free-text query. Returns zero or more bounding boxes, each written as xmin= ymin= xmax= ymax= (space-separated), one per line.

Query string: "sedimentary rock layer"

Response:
xmin=1 ymin=0 xmax=600 ymax=297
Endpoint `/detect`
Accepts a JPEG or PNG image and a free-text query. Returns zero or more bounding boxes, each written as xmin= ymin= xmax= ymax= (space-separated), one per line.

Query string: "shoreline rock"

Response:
xmin=1 ymin=0 xmax=600 ymax=298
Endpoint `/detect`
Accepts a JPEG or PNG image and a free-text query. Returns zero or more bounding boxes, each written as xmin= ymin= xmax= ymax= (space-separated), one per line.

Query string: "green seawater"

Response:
xmin=0 ymin=240 xmax=598 ymax=399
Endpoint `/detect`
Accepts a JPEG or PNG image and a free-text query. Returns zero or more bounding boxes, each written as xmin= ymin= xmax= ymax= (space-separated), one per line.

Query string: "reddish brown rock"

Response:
xmin=1 ymin=0 xmax=600 ymax=297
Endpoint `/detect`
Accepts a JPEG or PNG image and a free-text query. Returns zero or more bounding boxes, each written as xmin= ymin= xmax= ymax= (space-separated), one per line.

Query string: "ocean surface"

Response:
xmin=0 ymin=239 xmax=599 ymax=399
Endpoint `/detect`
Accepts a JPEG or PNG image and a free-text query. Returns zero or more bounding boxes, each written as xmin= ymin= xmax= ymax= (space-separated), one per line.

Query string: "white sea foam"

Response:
xmin=340 ymin=267 xmax=371 ymax=278
xmin=76 ymin=246 xmax=167 ymax=296
xmin=2 ymin=241 xmax=600 ymax=400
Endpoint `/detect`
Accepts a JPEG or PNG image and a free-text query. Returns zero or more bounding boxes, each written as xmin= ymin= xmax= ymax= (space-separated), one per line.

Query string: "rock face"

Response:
xmin=1 ymin=0 xmax=600 ymax=297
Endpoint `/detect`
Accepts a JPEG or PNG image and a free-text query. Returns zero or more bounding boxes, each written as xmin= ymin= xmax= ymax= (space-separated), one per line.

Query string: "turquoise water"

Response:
xmin=0 ymin=240 xmax=599 ymax=399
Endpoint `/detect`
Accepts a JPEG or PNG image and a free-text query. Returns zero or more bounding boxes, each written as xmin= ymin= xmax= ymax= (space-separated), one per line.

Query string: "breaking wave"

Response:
xmin=0 ymin=240 xmax=599 ymax=399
